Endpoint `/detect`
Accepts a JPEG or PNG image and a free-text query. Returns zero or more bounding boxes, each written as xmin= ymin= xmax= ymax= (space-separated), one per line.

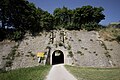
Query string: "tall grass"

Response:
xmin=0 ymin=65 xmax=51 ymax=80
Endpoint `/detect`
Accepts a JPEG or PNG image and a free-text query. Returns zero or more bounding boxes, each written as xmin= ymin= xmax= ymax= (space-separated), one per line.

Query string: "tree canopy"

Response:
xmin=0 ymin=0 xmax=105 ymax=41
xmin=53 ymin=6 xmax=105 ymax=30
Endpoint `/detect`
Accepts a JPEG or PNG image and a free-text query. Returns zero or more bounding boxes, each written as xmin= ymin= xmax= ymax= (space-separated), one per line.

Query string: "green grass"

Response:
xmin=65 ymin=65 xmax=120 ymax=80
xmin=0 ymin=65 xmax=51 ymax=80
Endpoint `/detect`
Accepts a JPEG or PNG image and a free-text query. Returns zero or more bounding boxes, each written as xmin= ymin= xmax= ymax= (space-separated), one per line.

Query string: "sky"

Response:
xmin=28 ymin=0 xmax=120 ymax=25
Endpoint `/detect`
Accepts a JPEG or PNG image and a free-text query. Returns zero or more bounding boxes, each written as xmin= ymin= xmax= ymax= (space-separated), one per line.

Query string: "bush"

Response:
xmin=116 ymin=35 xmax=120 ymax=42
xmin=5 ymin=60 xmax=13 ymax=67
xmin=77 ymin=51 xmax=84 ymax=55
xmin=65 ymin=23 xmax=80 ymax=30
xmin=13 ymin=30 xmax=24 ymax=41
xmin=59 ymin=42 xmax=64 ymax=46
xmin=0 ymin=29 xmax=6 ymax=41
xmin=68 ymin=51 xmax=73 ymax=57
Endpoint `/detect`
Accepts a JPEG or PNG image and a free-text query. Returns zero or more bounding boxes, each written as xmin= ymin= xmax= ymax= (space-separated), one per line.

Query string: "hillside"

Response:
xmin=0 ymin=29 xmax=120 ymax=71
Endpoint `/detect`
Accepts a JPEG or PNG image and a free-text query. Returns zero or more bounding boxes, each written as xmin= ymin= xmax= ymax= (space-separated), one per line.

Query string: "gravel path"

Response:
xmin=45 ymin=64 xmax=77 ymax=80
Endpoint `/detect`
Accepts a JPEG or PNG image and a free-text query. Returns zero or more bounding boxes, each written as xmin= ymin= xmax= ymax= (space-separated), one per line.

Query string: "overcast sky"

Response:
xmin=29 ymin=0 xmax=120 ymax=25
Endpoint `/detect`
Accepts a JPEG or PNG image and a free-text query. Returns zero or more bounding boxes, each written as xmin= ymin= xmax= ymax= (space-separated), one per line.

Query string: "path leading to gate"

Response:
xmin=45 ymin=64 xmax=77 ymax=80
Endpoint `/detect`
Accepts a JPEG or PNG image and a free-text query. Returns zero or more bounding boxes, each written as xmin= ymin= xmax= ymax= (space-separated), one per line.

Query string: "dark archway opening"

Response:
xmin=52 ymin=50 xmax=64 ymax=65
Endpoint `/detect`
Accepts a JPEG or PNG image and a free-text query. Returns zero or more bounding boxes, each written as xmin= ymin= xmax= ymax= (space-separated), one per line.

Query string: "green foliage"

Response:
xmin=28 ymin=51 xmax=35 ymax=57
xmin=116 ymin=35 xmax=120 ymax=42
xmin=68 ymin=51 xmax=73 ymax=57
xmin=81 ymin=22 xmax=100 ymax=31
xmin=6 ymin=45 xmax=18 ymax=60
xmin=0 ymin=29 xmax=7 ymax=41
xmin=5 ymin=44 xmax=19 ymax=68
xmin=0 ymin=0 xmax=105 ymax=41
xmin=77 ymin=51 xmax=82 ymax=54
xmin=77 ymin=51 xmax=84 ymax=55
xmin=65 ymin=23 xmax=80 ymax=30
xmin=59 ymin=42 xmax=64 ymax=46
xmin=53 ymin=5 xmax=105 ymax=30
xmin=53 ymin=7 xmax=72 ymax=28
xmin=78 ymin=39 xmax=81 ymax=42
xmin=5 ymin=60 xmax=13 ymax=67
xmin=104 ymin=51 xmax=111 ymax=58
xmin=13 ymin=31 xmax=24 ymax=41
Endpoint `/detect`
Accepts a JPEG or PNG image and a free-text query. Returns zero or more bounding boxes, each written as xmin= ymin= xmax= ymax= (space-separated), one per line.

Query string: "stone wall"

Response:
xmin=0 ymin=30 xmax=120 ymax=70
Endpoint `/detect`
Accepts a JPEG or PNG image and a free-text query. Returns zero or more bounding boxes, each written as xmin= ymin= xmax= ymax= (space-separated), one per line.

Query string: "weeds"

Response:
xmin=28 ymin=51 xmax=35 ymax=57
xmin=5 ymin=60 xmax=13 ymax=67
xmin=104 ymin=51 xmax=111 ymax=58
xmin=100 ymin=41 xmax=107 ymax=50
xmin=77 ymin=51 xmax=84 ymax=55
xmin=68 ymin=51 xmax=73 ymax=57
xmin=5 ymin=44 xmax=19 ymax=68
xmin=59 ymin=42 xmax=64 ymax=46
xmin=116 ymin=35 xmax=120 ymax=43
xmin=67 ymin=45 xmax=71 ymax=50
xmin=78 ymin=39 xmax=81 ymax=42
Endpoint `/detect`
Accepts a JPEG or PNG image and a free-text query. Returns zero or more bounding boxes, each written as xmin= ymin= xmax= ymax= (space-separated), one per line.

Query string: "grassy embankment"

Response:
xmin=65 ymin=65 xmax=120 ymax=80
xmin=99 ymin=27 xmax=120 ymax=42
xmin=0 ymin=65 xmax=51 ymax=80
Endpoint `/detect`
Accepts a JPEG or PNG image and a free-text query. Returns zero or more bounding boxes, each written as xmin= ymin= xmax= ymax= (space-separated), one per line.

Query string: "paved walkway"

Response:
xmin=45 ymin=64 xmax=77 ymax=80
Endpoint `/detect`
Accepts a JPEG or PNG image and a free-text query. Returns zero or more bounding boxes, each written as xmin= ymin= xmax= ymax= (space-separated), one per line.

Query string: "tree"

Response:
xmin=0 ymin=0 xmax=9 ymax=28
xmin=53 ymin=7 xmax=73 ymax=29
xmin=0 ymin=0 xmax=106 ymax=41
xmin=72 ymin=5 xmax=105 ymax=30
xmin=41 ymin=11 xmax=54 ymax=31
xmin=92 ymin=7 xmax=105 ymax=23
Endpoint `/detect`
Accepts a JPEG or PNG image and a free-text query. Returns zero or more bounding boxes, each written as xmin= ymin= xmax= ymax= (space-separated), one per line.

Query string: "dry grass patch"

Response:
xmin=99 ymin=27 xmax=120 ymax=42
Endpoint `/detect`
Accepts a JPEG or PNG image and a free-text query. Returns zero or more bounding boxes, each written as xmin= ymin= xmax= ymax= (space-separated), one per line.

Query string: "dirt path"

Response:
xmin=45 ymin=64 xmax=77 ymax=80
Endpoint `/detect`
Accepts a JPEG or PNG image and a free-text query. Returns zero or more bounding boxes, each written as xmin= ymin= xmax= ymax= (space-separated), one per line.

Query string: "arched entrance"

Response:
xmin=52 ymin=50 xmax=64 ymax=65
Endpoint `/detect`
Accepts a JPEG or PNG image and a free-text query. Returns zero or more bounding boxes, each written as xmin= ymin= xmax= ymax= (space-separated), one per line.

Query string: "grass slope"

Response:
xmin=0 ymin=65 xmax=51 ymax=80
xmin=65 ymin=65 xmax=120 ymax=80
xmin=99 ymin=27 xmax=120 ymax=42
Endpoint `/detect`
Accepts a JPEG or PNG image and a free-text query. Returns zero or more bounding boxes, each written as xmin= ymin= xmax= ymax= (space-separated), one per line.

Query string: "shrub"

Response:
xmin=78 ymin=39 xmax=81 ymax=42
xmin=6 ymin=47 xmax=16 ymax=60
xmin=77 ymin=51 xmax=84 ymax=55
xmin=104 ymin=51 xmax=111 ymax=58
xmin=59 ymin=42 xmax=64 ymax=46
xmin=116 ymin=35 xmax=120 ymax=42
xmin=5 ymin=60 xmax=13 ymax=67
xmin=68 ymin=51 xmax=73 ymax=57
xmin=65 ymin=23 xmax=80 ymax=30
xmin=28 ymin=51 xmax=35 ymax=57
xmin=0 ymin=29 xmax=6 ymax=41
xmin=77 ymin=51 xmax=82 ymax=54
xmin=68 ymin=45 xmax=71 ymax=50
xmin=13 ymin=30 xmax=24 ymax=41
xmin=81 ymin=22 xmax=100 ymax=31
